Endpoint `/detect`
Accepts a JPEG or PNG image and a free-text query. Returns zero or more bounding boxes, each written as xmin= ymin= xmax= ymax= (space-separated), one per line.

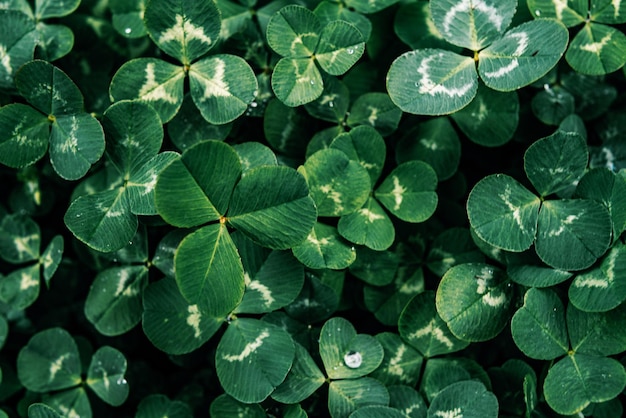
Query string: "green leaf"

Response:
xmin=436 ymin=263 xmax=514 ymax=341
xmin=216 ymin=318 xmax=295 ymax=403
xmin=426 ymin=227 xmax=485 ymax=277
xmin=84 ymin=266 xmax=148 ymax=336
xmin=396 ymin=117 xmax=461 ymax=181
xmin=394 ymin=2 xmax=449 ymax=50
xmin=264 ymin=98 xmax=312 ymax=157
xmin=346 ymin=93 xmax=402 ymax=136
xmin=144 ymin=0 xmax=221 ymax=65
xmin=535 ymin=199 xmax=612 ymax=271
xmin=142 ymin=277 xmax=223 ymax=355
xmin=86 ymin=346 xmax=129 ymax=406
xmin=507 ymin=264 xmax=572 ymax=287
xmin=591 ymin=0 xmax=626 ymax=23
xmin=531 ymin=84 xmax=575 ymax=125
xmin=0 ymin=104 xmax=49 ymax=169
xmin=467 ymin=174 xmax=540 ymax=252
xmin=304 ymin=75 xmax=350 ymax=123
xmin=109 ymin=58 xmax=185 ymax=123
xmin=0 ymin=264 xmax=40 ymax=310
xmin=174 ymin=223 xmax=244 ymax=317
xmin=49 ymin=113 xmax=105 ymax=180
xmin=568 ymin=302 xmax=626 ymax=356
xmin=110 ymin=0 xmax=148 ymax=38
xmin=328 ymin=378 xmax=389 ymax=418
xmin=387 ymin=49 xmax=478 ymax=115
xmin=271 ymin=57 xmax=324 ymax=107
xmin=292 ymin=222 xmax=357 ymax=269
xmin=375 ymin=161 xmax=438 ymax=223
xmin=209 ymin=394 xmax=265 ymax=418
xmin=189 ymin=54 xmax=258 ymax=125
xmin=314 ymin=1 xmax=372 ymax=43
xmin=271 ymin=342 xmax=326 ymax=404
xmin=64 ymin=187 xmax=137 ymax=253
xmin=233 ymin=233 xmax=304 ymax=313
xmin=35 ymin=0 xmax=80 ymax=19
xmin=227 ymin=165 xmax=317 ymax=249
xmin=304 ymin=148 xmax=371 ymax=217
xmin=388 ymin=385 xmax=427 ymax=418
xmin=28 ymin=403 xmax=62 ymax=418
xmin=285 ymin=272 xmax=340 ymax=323
xmin=41 ymin=235 xmax=62 ymax=287
xmin=567 ymin=22 xmax=626 ymax=75
xmin=126 ymin=152 xmax=179 ymax=216
xmin=510 ymin=287 xmax=569 ymax=360
xmin=370 ymin=332 xmax=423 ymax=386
xmin=0 ymin=213 xmax=40 ymax=263
xmin=319 ymin=317 xmax=384 ymax=379
xmin=427 ymin=381 xmax=498 ymax=418
xmin=344 ymin=0 xmax=399 ymax=14
xmin=524 ymin=131 xmax=588 ymax=197
xmin=478 ymin=19 xmax=569 ymax=91
xmin=349 ymin=246 xmax=398 ymax=286
xmin=315 ymin=21 xmax=364 ymax=76
xmin=569 ymin=244 xmax=626 ymax=312
xmin=17 ymin=328 xmax=81 ymax=392
xmin=527 ymin=0 xmax=587 ymax=26
xmin=135 ymin=394 xmax=193 ymax=418
xmin=233 ymin=142 xmax=278 ymax=173
xmin=430 ymin=0 xmax=516 ymax=50
xmin=349 ymin=406 xmax=406 ymax=418
xmin=155 ymin=140 xmax=241 ymax=227
xmin=42 ymin=387 xmax=91 ymax=418
xmin=338 ymin=197 xmax=395 ymax=251
xmin=0 ymin=11 xmax=37 ymax=90
xmin=266 ymin=5 xmax=321 ymax=57
xmin=33 ymin=23 xmax=74 ymax=61
xmin=450 ymin=83 xmax=519 ymax=147
xmin=543 ymin=353 xmax=626 ymax=415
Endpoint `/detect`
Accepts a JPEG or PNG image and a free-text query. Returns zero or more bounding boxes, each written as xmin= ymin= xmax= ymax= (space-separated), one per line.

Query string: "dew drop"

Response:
xmin=310 ymin=79 xmax=316 ymax=85
xmin=250 ymin=101 xmax=258 ymax=108
xmin=535 ymin=10 xmax=541 ymax=16
xmin=414 ymin=82 xmax=420 ymax=87
xmin=76 ymin=214 xmax=81 ymax=218
xmin=329 ymin=101 xmax=334 ymax=108
xmin=337 ymin=328 xmax=341 ymax=332
xmin=344 ymin=351 xmax=362 ymax=368
xmin=347 ymin=48 xmax=354 ymax=55
xmin=124 ymin=27 xmax=132 ymax=34
xmin=128 ymin=241 xmax=133 ymax=245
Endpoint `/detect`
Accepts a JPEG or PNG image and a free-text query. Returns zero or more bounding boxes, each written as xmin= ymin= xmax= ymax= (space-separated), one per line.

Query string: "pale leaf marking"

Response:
xmin=49 ymin=354 xmax=69 ymax=381
xmin=410 ymin=319 xmax=454 ymax=349
xmin=580 ymin=33 xmax=613 ymax=54
xmin=138 ymin=62 xmax=179 ymax=104
xmin=434 ymin=408 xmax=463 ymax=418
xmin=387 ymin=344 xmax=408 ymax=378
xmin=159 ymin=14 xmax=212 ymax=47
xmin=359 ymin=208 xmax=385 ymax=223
xmin=20 ymin=271 xmax=38 ymax=290
xmin=186 ymin=304 xmax=202 ymax=338
xmin=200 ymin=58 xmax=230 ymax=99
xmin=319 ymin=184 xmax=344 ymax=213
xmin=498 ymin=185 xmax=525 ymax=231
xmin=244 ymin=272 xmax=275 ymax=307
xmin=442 ymin=0 xmax=505 ymax=36
xmin=416 ymin=53 xmax=474 ymax=97
xmin=0 ymin=44 xmax=10 ymax=76
xmin=483 ymin=32 xmax=529 ymax=79
xmin=222 ymin=329 xmax=270 ymax=362
xmin=391 ymin=176 xmax=406 ymax=211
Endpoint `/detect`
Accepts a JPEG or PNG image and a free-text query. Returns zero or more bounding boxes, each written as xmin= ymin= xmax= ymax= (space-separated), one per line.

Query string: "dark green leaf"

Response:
xmin=328 ymin=378 xmax=389 ymax=418
xmin=0 ymin=104 xmax=49 ymax=169
xmin=86 ymin=346 xmax=129 ymax=406
xmin=292 ymin=222 xmax=356 ymax=270
xmin=427 ymin=381 xmax=498 ymax=418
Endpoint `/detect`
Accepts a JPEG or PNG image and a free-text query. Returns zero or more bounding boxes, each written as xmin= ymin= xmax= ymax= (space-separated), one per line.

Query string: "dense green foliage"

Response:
xmin=1 ymin=0 xmax=626 ymax=416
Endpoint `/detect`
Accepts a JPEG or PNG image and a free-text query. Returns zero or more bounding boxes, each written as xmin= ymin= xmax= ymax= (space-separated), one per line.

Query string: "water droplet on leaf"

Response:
xmin=344 ymin=351 xmax=362 ymax=368
xmin=124 ymin=28 xmax=132 ymax=34
xmin=347 ymin=48 xmax=354 ymax=55
xmin=310 ymin=79 xmax=316 ymax=85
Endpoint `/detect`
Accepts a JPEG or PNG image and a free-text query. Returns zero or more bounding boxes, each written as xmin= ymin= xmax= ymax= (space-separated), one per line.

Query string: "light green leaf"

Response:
xmin=396 ymin=117 xmax=461 ymax=181
xmin=0 ymin=213 xmax=40 ymax=263
xmin=42 ymin=388 xmax=91 ymax=418
xmin=524 ymin=131 xmax=588 ymax=197
xmin=569 ymin=244 xmax=626 ymax=312
xmin=28 ymin=403 xmax=62 ymax=418
xmin=591 ymin=0 xmax=626 ymax=23
xmin=271 ymin=342 xmax=326 ymax=404
xmin=233 ymin=233 xmax=304 ymax=314
xmin=566 ymin=22 xmax=626 ymax=75
xmin=189 ymin=54 xmax=258 ymax=125
xmin=387 ymin=49 xmax=478 ymax=115
xmin=292 ymin=222 xmax=357 ymax=269
xmin=142 ymin=277 xmax=223 ymax=355
xmin=375 ymin=161 xmax=438 ymax=223
xmin=338 ymin=197 xmax=395 ymax=251
xmin=543 ymin=353 xmax=626 ymax=415
xmin=17 ymin=328 xmax=81 ymax=392
xmin=304 ymin=148 xmax=371 ymax=217
xmin=86 ymin=346 xmax=129 ymax=406
xmin=370 ymin=333 xmax=423 ymax=386
xmin=427 ymin=381 xmax=498 ymax=418
xmin=467 ymin=174 xmax=540 ymax=252
xmin=478 ymin=19 xmax=569 ymax=91
xmin=233 ymin=142 xmax=278 ymax=173
xmin=510 ymin=287 xmax=569 ymax=360
xmin=527 ymin=0 xmax=587 ymax=26
xmin=535 ymin=199 xmax=612 ymax=271
xmin=35 ymin=23 xmax=74 ymax=61
xmin=84 ymin=266 xmax=148 ymax=336
xmin=0 ymin=264 xmax=40 ymax=310
xmin=568 ymin=302 xmax=626 ymax=356
xmin=346 ymin=92 xmax=402 ymax=136
xmin=330 ymin=125 xmax=386 ymax=184
xmin=15 ymin=60 xmax=83 ymax=115
xmin=328 ymin=378 xmax=389 ymax=418
xmin=49 ymin=113 xmax=105 ymax=181
xmin=436 ymin=263 xmax=514 ymax=341
xmin=135 ymin=394 xmax=193 ymax=418
xmin=266 ymin=5 xmax=321 ymax=57
xmin=35 ymin=0 xmax=80 ymax=19
xmin=155 ymin=140 xmax=241 ymax=227
xmin=174 ymin=223 xmax=244 ymax=317
xmin=109 ymin=58 xmax=185 ymax=123
xmin=227 ymin=165 xmax=317 ymax=250
xmin=126 ymin=152 xmax=179 ymax=216
xmin=450 ymin=83 xmax=519 ymax=147
xmin=507 ymin=264 xmax=572 ymax=287
xmin=315 ymin=21 xmax=364 ymax=76
xmin=0 ymin=104 xmax=50 ymax=169
xmin=144 ymin=0 xmax=221 ymax=65
xmin=0 ymin=11 xmax=37 ymax=90
xmin=216 ymin=318 xmax=295 ymax=403
xmin=430 ymin=0 xmax=516 ymax=50
xmin=102 ymin=100 xmax=164 ymax=177
xmin=271 ymin=57 xmax=324 ymax=107
xmin=319 ymin=317 xmax=384 ymax=379
xmin=64 ymin=187 xmax=137 ymax=253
